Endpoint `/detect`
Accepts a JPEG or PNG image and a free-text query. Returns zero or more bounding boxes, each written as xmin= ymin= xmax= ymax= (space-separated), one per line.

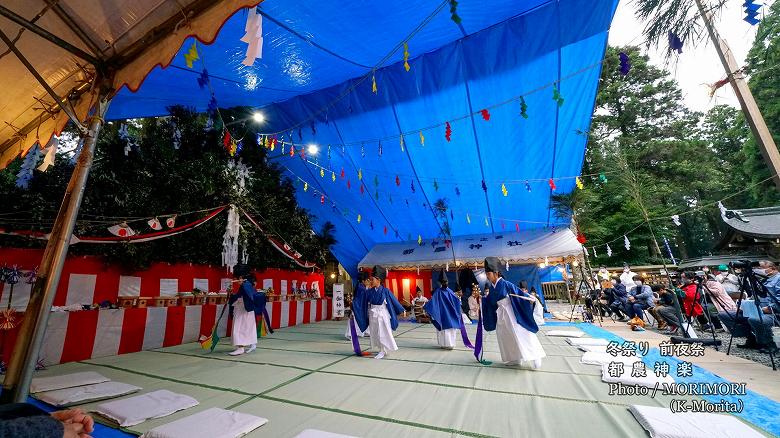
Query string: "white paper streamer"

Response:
xmin=241 ymin=8 xmax=263 ymax=66
xmin=624 ymin=235 xmax=631 ymax=251
xmin=671 ymin=214 xmax=681 ymax=226
xmin=37 ymin=136 xmax=59 ymax=172
xmin=606 ymin=244 xmax=612 ymax=257
xmin=222 ymin=206 xmax=240 ymax=273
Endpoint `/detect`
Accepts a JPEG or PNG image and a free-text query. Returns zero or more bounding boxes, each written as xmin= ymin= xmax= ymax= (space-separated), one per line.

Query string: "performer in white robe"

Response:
xmin=228 ymin=267 xmax=258 ymax=356
xmin=345 ymin=271 xmax=371 ymax=339
xmin=359 ymin=265 xmax=405 ymax=359
xmin=481 ymin=257 xmax=545 ymax=368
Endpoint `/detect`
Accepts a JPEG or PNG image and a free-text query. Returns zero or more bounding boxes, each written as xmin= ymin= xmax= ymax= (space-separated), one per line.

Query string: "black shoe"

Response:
xmin=737 ymin=342 xmax=762 ymax=350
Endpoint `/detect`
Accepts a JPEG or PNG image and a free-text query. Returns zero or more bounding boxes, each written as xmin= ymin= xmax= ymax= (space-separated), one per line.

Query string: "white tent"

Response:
xmin=359 ymin=228 xmax=583 ymax=270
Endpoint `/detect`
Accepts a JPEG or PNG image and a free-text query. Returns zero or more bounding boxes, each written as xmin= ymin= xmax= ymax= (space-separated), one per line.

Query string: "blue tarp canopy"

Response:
xmin=107 ymin=0 xmax=618 ymax=274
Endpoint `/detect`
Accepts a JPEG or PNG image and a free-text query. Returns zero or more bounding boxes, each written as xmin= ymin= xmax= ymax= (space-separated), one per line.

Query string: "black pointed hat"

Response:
xmin=438 ymin=269 xmax=448 ymax=284
xmin=371 ymin=265 xmax=387 ymax=281
xmin=484 ymin=257 xmax=502 ymax=274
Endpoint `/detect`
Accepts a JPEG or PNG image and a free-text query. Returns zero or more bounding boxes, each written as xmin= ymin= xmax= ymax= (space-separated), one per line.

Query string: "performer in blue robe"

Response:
xmin=227 ymin=266 xmax=258 ymax=356
xmin=481 ymin=257 xmax=546 ymax=368
xmin=345 ymin=271 xmax=370 ymax=339
xmin=363 ymin=265 xmax=405 ymax=359
xmin=425 ymin=270 xmax=463 ymax=349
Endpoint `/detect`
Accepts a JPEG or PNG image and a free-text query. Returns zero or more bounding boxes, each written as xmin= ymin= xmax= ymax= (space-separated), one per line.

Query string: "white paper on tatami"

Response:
xmin=139 ymin=407 xmax=268 ymax=438
xmin=95 ymin=389 xmax=199 ymax=427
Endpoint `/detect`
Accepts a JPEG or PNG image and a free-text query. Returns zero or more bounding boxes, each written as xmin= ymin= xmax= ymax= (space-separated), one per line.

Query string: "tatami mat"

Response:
xmin=24 ymin=320 xmax=772 ymax=437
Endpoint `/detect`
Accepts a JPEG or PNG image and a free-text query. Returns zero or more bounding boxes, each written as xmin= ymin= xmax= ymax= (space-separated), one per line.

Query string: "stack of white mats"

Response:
xmin=580 ymin=351 xmax=643 ymax=367
xmin=30 ymin=372 xmax=140 ymax=407
xmin=546 ymin=330 xmax=586 ymax=338
xmin=567 ymin=337 xmax=610 ymax=347
xmin=629 ymin=405 xmax=764 ymax=438
xmin=139 ymin=407 xmax=268 ymax=438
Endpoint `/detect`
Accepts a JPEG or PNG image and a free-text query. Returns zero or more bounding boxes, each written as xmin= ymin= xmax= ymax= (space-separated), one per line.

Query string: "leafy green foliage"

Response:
xmin=0 ymin=106 xmax=332 ymax=271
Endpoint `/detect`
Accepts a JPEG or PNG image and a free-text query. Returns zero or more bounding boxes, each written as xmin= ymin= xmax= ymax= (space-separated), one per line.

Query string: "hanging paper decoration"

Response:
xmin=375 ymin=190 xmax=379 ymax=200
xmin=575 ymin=176 xmax=584 ymax=190
xmin=417 ymin=235 xmax=423 ymax=245
xmin=197 ymin=69 xmax=209 ymax=88
xmin=303 ymin=181 xmax=308 ymax=191
xmin=515 ymin=223 xmax=520 ymax=232
xmin=598 ymin=173 xmax=608 ymax=183
xmin=484 ymin=217 xmax=489 ymax=227
xmin=501 ymin=221 xmax=505 ymax=230
xmin=241 ymin=8 xmax=263 ymax=67
xmin=358 ymin=168 xmax=363 ymax=180
xmin=383 ymin=225 xmax=388 ymax=235
xmin=403 ymin=42 xmax=411 ymax=71
xmin=222 ymin=131 xmax=231 ymax=147
xmin=289 ymin=145 xmax=295 ymax=157
xmin=433 ymin=179 xmax=439 ymax=191
xmin=172 ymin=127 xmax=182 ymax=150
xmin=183 ymin=42 xmax=199 ymax=68
xmin=299 ymin=146 xmax=305 ymax=160
xmin=16 ymin=145 xmax=41 ymax=189
xmin=400 ymin=134 xmax=405 ymax=152
xmin=501 ymin=183 xmax=508 ymax=196
xmin=371 ymin=73 xmax=377 ymax=94
xmin=357 ymin=214 xmax=362 ymax=223
xmin=519 ymin=97 xmax=528 ymax=119
xmin=548 ymin=178 xmax=557 ymax=191
xmin=419 ymin=131 xmax=425 ymax=147
xmin=374 ymin=175 xmax=379 ymax=187
xmin=455 ymin=187 xmax=460 ymax=196
xmin=410 ymin=181 xmax=415 ymax=193
xmin=449 ymin=0 xmax=462 ymax=23
xmin=147 ymin=218 xmax=163 ymax=231
xmin=671 ymin=215 xmax=681 ymax=226
xmin=69 ymin=137 xmax=84 ymax=165
xmin=592 ymin=247 xmax=597 ymax=258
xmin=584 ymin=247 xmax=589 ymax=256
xmin=606 ymin=244 xmax=612 ymax=257
xmin=108 ymin=222 xmax=136 ymax=238
xmin=388 ymin=195 xmax=393 ymax=204
xmin=552 ymin=86 xmax=564 ymax=107
xmin=332 ymin=171 xmax=336 ymax=182
xmin=271 ymin=136 xmax=277 ymax=151
xmin=370 ymin=220 xmax=374 ymax=230
xmin=378 ymin=140 xmax=383 ymax=156
xmin=360 ymin=184 xmax=364 ymax=195
xmin=347 ymin=180 xmax=351 ymax=189
xmin=466 ymin=213 xmax=471 ymax=224
xmin=229 ymin=139 xmax=238 ymax=156
xmin=618 ymin=52 xmax=631 ymax=75
xmin=166 ymin=215 xmax=177 ymax=228
xmin=222 ymin=206 xmax=240 ymax=273
xmin=668 ymin=31 xmax=683 ymax=54
xmin=320 ymin=195 xmax=325 ymax=204
xmin=577 ymin=232 xmax=587 ymax=244
xmin=525 ymin=180 xmax=531 ymax=192
xmin=319 ymin=168 xmax=324 ymax=178
xmin=37 ymin=136 xmax=58 ymax=172
xmin=395 ymin=175 xmax=401 ymax=186
xmin=744 ymin=0 xmax=761 ymax=25
xmin=445 ymin=122 xmax=452 ymax=142
xmin=624 ymin=235 xmax=631 ymax=250
xmin=480 ymin=109 xmax=490 ymax=121
xmin=481 ymin=180 xmax=487 ymax=192
xmin=340 ymin=168 xmax=345 ymax=179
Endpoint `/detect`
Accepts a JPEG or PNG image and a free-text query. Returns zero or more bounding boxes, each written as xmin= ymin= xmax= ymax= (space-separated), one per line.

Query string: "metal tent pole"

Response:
xmin=0 ymin=80 xmax=112 ymax=404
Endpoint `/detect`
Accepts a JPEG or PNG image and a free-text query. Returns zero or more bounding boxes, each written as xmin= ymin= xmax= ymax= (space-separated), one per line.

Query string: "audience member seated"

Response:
xmin=625 ymin=275 xmax=653 ymax=327
xmin=468 ymin=286 xmax=480 ymax=320
xmin=647 ymin=285 xmax=668 ymax=330
xmin=740 ymin=261 xmax=780 ymax=354
xmin=609 ymin=277 xmax=629 ymax=321
xmin=410 ymin=287 xmax=429 ymax=322
xmin=0 ymin=403 xmax=94 ymax=438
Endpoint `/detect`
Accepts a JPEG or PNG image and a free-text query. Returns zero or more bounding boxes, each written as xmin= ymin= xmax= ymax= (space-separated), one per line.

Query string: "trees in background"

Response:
xmin=0 ymin=106 xmax=333 ymax=271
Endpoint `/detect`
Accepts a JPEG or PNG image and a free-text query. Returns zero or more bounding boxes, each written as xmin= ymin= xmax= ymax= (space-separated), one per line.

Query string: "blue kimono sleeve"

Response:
xmin=424 ymin=288 xmax=462 ymax=331
xmin=353 ymin=285 xmax=370 ymax=333
xmin=481 ymin=286 xmax=504 ymax=332
xmin=384 ymin=288 xmax=405 ymax=331
xmin=252 ymin=290 xmax=267 ymax=313
xmin=238 ymin=281 xmax=255 ymax=312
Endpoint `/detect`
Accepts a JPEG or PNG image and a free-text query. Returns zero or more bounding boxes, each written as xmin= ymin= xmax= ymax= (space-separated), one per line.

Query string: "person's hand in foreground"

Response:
xmin=51 ymin=408 xmax=94 ymax=438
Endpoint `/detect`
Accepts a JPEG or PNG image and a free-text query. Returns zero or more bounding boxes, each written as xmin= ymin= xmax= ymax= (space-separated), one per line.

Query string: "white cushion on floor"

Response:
xmin=567 ymin=337 xmax=610 ymax=346
xmin=629 ymin=405 xmax=764 ymax=438
xmin=139 ymin=407 xmax=268 ymax=438
xmin=95 ymin=389 xmax=198 ymax=427
xmin=34 ymin=381 xmax=140 ymax=407
xmin=30 ymin=371 xmax=109 ymax=393
xmin=580 ymin=352 xmax=641 ymax=366
xmin=546 ymin=330 xmax=585 ymax=337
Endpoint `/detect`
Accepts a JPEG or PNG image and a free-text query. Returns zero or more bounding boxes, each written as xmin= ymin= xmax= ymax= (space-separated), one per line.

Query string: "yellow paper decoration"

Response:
xmin=357 ymin=214 xmax=362 ymax=223
xmin=417 ymin=235 xmax=422 ymax=245
xmin=466 ymin=213 xmax=471 ymax=224
xmin=303 ymin=181 xmax=308 ymax=191
xmin=419 ymin=131 xmax=425 ymax=146
xmin=332 ymin=171 xmax=336 ymax=182
xmin=372 ymin=74 xmax=377 ymax=94
xmin=501 ymin=183 xmax=508 ymax=196
xmin=403 ymin=42 xmax=410 ymax=72
xmin=270 ymin=141 xmax=275 ymax=151
xmin=320 ymin=168 xmax=325 ymax=178
xmin=184 ymin=42 xmax=199 ymax=68
xmin=485 ymin=217 xmax=489 ymax=226
xmin=576 ymin=176 xmax=584 ymax=189
xmin=358 ymin=168 xmax=363 ymax=180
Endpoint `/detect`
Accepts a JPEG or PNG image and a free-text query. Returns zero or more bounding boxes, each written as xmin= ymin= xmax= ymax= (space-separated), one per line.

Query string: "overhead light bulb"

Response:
xmin=252 ymin=112 xmax=265 ymax=123
xmin=307 ymin=144 xmax=319 ymax=155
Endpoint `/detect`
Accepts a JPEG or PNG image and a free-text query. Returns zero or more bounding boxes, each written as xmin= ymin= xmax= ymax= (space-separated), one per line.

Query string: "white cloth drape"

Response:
xmin=231 ymin=304 xmax=257 ymax=346
xmin=436 ymin=328 xmax=457 ymax=348
xmin=368 ymin=303 xmax=398 ymax=354
xmin=495 ymin=297 xmax=546 ymax=365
